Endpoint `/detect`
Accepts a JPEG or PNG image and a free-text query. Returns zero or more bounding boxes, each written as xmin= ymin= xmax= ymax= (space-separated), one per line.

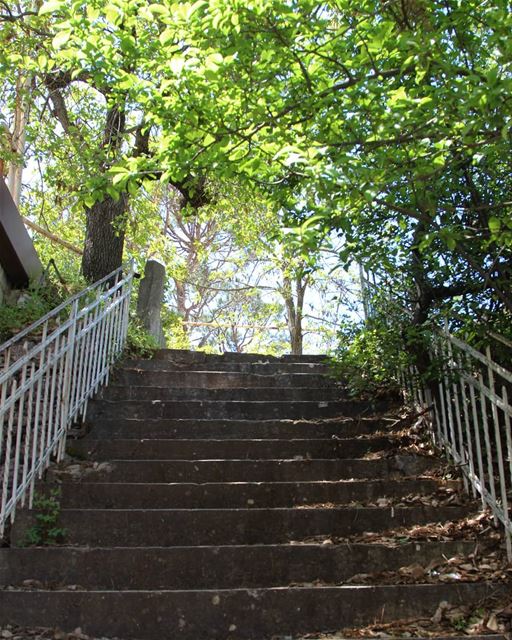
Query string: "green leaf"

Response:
xmin=112 ymin=172 xmax=128 ymax=185
xmin=39 ymin=0 xmax=64 ymax=15
xmin=52 ymin=29 xmax=72 ymax=49
xmin=159 ymin=28 xmax=175 ymax=46
xmin=205 ymin=52 xmax=223 ymax=70
xmin=489 ymin=217 xmax=501 ymax=233
xmin=169 ymin=57 xmax=185 ymax=74
xmin=148 ymin=4 xmax=169 ymax=16
xmin=387 ymin=87 xmax=408 ymax=105
xmin=105 ymin=5 xmax=121 ymax=24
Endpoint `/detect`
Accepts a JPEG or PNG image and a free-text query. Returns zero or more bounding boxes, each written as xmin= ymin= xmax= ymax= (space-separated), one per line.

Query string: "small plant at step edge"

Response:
xmin=23 ymin=489 xmax=67 ymax=546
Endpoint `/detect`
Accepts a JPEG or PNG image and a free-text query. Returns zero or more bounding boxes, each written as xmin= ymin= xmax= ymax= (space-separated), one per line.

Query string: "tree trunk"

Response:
xmin=290 ymin=323 xmax=303 ymax=355
xmin=82 ymin=193 xmax=128 ymax=282
xmin=282 ymin=273 xmax=307 ymax=355
xmin=7 ymin=74 xmax=32 ymax=207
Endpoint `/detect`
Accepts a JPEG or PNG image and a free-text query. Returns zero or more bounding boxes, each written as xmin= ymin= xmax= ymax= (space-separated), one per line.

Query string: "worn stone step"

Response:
xmin=0 ymin=541 xmax=474 ymax=590
xmin=68 ymin=437 xmax=396 ymax=461
xmin=112 ymin=368 xmax=337 ymax=389
xmin=123 ymin=358 xmax=332 ymax=375
xmin=100 ymin=385 xmax=346 ymax=402
xmin=0 ymin=583 xmax=499 ymax=640
xmin=85 ymin=418 xmax=389 ymax=440
xmin=12 ymin=505 xmax=472 ymax=546
xmin=87 ymin=398 xmax=392 ymax=421
xmin=153 ymin=350 xmax=328 ymax=364
xmin=52 ymin=456 xmax=434 ymax=483
xmin=52 ymin=478 xmax=450 ymax=509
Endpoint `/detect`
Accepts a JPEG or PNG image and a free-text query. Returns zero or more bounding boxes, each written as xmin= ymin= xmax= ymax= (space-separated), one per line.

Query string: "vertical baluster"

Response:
xmin=21 ymin=360 xmax=36 ymax=507
xmin=31 ymin=323 xmax=48 ymax=491
xmin=10 ymin=357 xmax=29 ymax=522
xmin=457 ymin=355 xmax=477 ymax=497
xmin=53 ymin=326 xmax=66 ymax=453
xmin=479 ymin=373 xmax=498 ymax=525
xmin=485 ymin=348 xmax=511 ymax=556
xmin=99 ymin=284 xmax=114 ymax=388
xmin=45 ymin=330 xmax=60 ymax=460
xmin=0 ymin=348 xmax=12 ymax=464
xmin=97 ymin=281 xmax=116 ymax=391
xmin=103 ymin=286 xmax=118 ymax=386
xmin=502 ymin=387 xmax=512 ymax=491
xmin=66 ymin=301 xmax=79 ymax=420
xmin=68 ymin=312 xmax=83 ymax=422
xmin=73 ymin=308 xmax=89 ymax=418
xmin=0 ymin=379 xmax=17 ymax=535
xmin=448 ymin=343 xmax=468 ymax=491
xmin=468 ymin=362 xmax=486 ymax=506
xmin=417 ymin=376 xmax=425 ymax=410
xmin=433 ymin=341 xmax=449 ymax=444
xmin=120 ymin=270 xmax=133 ymax=347
xmin=502 ymin=386 xmax=512 ymax=557
xmin=57 ymin=300 xmax=79 ymax=461
xmin=83 ymin=290 xmax=102 ymax=413
xmin=441 ymin=341 xmax=458 ymax=461
xmin=95 ymin=291 xmax=108 ymax=391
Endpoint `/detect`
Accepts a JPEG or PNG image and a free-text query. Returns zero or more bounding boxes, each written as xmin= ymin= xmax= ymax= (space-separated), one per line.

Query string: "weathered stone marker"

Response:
xmin=136 ymin=259 xmax=167 ymax=347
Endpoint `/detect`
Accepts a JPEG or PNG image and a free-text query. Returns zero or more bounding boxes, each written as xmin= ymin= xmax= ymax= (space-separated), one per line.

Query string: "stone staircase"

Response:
xmin=0 ymin=350 xmax=508 ymax=639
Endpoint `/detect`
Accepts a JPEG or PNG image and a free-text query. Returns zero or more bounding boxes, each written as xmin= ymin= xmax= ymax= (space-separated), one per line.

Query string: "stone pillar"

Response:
xmin=136 ymin=259 xmax=167 ymax=347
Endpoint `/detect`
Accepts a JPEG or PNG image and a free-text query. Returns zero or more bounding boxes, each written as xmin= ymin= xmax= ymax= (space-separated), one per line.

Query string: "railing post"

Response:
xmin=57 ymin=299 xmax=79 ymax=461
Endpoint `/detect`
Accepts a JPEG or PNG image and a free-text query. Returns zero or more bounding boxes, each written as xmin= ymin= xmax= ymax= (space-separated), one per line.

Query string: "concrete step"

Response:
xmin=52 ymin=478 xmax=449 ymax=509
xmin=153 ymin=350 xmax=329 ymax=364
xmin=123 ymin=358 xmax=332 ymax=375
xmin=12 ymin=505 xmax=472 ymax=546
xmin=112 ymin=368 xmax=337 ymax=389
xmin=100 ymin=385 xmax=346 ymax=402
xmin=0 ymin=541 xmax=474 ymax=590
xmin=85 ymin=417 xmax=390 ymax=439
xmin=52 ymin=456 xmax=434 ymax=483
xmin=68 ymin=437 xmax=396 ymax=461
xmin=87 ymin=398 xmax=392 ymax=421
xmin=0 ymin=583 xmax=499 ymax=640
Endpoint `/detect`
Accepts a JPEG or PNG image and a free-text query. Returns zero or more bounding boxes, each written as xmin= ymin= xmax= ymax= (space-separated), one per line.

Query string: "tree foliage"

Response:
xmin=1 ymin=0 xmax=510 ymax=354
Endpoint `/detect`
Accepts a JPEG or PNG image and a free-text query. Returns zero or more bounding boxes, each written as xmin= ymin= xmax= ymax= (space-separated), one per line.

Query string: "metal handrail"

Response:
xmin=0 ymin=264 xmax=135 ymax=535
xmin=360 ymin=278 xmax=512 ymax=558
xmin=401 ymin=324 xmax=512 ymax=560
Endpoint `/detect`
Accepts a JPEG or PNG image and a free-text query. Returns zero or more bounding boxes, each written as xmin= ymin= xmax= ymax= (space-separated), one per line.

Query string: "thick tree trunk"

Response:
xmin=82 ymin=193 xmax=128 ymax=282
xmin=6 ymin=74 xmax=32 ymax=207
xmin=282 ymin=273 xmax=307 ymax=355
xmin=290 ymin=323 xmax=303 ymax=355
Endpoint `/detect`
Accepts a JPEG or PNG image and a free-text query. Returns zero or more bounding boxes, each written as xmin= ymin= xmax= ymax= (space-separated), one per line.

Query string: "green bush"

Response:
xmin=125 ymin=318 xmax=160 ymax=358
xmin=162 ymin=308 xmax=191 ymax=350
xmin=331 ymin=318 xmax=408 ymax=397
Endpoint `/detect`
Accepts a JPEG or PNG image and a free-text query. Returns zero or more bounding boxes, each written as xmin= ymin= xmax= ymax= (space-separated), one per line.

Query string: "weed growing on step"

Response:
xmin=23 ymin=489 xmax=67 ymax=546
xmin=125 ymin=318 xmax=160 ymax=358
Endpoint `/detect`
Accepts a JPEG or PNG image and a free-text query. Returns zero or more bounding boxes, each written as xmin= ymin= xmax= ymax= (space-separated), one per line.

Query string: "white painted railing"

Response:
xmin=359 ymin=274 xmax=512 ymax=557
xmin=0 ymin=265 xmax=134 ymax=535
xmin=401 ymin=325 xmax=512 ymax=559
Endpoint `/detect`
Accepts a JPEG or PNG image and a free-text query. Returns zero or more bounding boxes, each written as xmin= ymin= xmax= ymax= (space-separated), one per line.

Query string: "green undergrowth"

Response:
xmin=125 ymin=317 xmax=160 ymax=358
xmin=22 ymin=489 xmax=67 ymax=547
xmin=0 ymin=271 xmax=86 ymax=344
xmin=330 ymin=318 xmax=408 ymax=398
